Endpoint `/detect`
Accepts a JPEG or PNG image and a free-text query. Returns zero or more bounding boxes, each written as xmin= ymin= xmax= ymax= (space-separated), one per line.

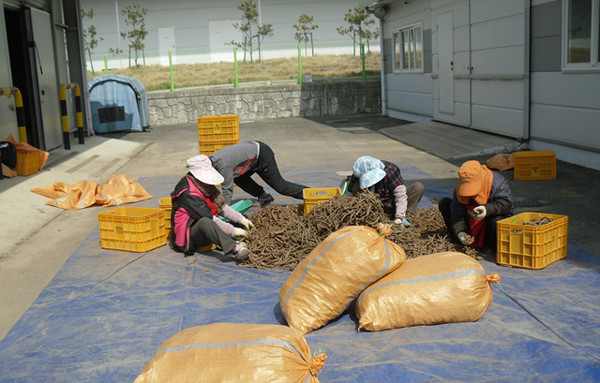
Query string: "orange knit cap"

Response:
xmin=456 ymin=161 xmax=493 ymax=205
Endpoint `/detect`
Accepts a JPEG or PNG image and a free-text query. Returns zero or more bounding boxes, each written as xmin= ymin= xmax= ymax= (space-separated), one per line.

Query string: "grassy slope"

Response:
xmin=87 ymin=53 xmax=382 ymax=91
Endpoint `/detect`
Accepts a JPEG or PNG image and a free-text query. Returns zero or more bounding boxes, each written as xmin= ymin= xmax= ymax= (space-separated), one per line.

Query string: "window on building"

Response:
xmin=393 ymin=24 xmax=423 ymax=72
xmin=563 ymin=0 xmax=600 ymax=70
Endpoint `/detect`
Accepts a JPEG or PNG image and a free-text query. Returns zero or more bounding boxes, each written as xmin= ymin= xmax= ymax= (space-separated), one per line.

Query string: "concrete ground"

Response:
xmin=1 ymin=113 xmax=598 ymax=341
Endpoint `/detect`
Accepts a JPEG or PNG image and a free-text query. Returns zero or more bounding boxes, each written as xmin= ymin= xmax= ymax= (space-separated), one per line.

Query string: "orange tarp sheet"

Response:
xmin=32 ymin=174 xmax=152 ymax=209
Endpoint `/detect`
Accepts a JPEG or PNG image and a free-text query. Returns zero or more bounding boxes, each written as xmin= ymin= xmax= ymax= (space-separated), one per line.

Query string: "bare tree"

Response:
xmin=336 ymin=7 xmax=378 ymax=56
xmin=119 ymin=4 xmax=148 ymax=67
xmin=293 ymin=14 xmax=318 ymax=56
xmin=230 ymin=0 xmax=273 ymax=62
xmin=81 ymin=9 xmax=103 ymax=73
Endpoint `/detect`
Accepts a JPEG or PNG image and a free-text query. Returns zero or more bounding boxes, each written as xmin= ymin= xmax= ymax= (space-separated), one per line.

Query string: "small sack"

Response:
xmin=134 ymin=323 xmax=326 ymax=383
xmin=486 ymin=153 xmax=514 ymax=171
xmin=356 ymin=252 xmax=500 ymax=331
xmin=280 ymin=224 xmax=406 ymax=334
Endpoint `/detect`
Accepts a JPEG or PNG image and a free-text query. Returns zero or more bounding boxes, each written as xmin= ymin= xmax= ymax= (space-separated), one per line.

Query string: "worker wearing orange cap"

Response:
xmin=438 ymin=160 xmax=513 ymax=251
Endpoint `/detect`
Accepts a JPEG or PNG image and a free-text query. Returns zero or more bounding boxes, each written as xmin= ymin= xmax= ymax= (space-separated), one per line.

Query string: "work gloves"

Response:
xmin=233 ymin=228 xmax=248 ymax=237
xmin=393 ymin=217 xmax=411 ymax=227
xmin=457 ymin=231 xmax=475 ymax=246
xmin=240 ymin=217 xmax=254 ymax=230
xmin=468 ymin=205 xmax=487 ymax=221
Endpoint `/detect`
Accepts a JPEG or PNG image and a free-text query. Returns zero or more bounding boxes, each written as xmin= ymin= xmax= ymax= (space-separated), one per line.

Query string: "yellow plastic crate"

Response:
xmin=513 ymin=150 xmax=556 ymax=180
xmin=497 ymin=212 xmax=568 ymax=269
xmin=98 ymin=207 xmax=167 ymax=252
xmin=198 ymin=115 xmax=240 ymax=155
xmin=159 ymin=197 xmax=172 ymax=229
xmin=303 ymin=187 xmax=342 ymax=215
xmin=17 ymin=151 xmax=40 ymax=176
xmin=199 ymin=140 xmax=239 ymax=156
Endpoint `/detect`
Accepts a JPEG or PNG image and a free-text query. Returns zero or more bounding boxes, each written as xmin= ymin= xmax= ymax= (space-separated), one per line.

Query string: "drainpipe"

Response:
xmin=366 ymin=3 xmax=388 ymax=116
xmin=378 ymin=17 xmax=387 ymax=116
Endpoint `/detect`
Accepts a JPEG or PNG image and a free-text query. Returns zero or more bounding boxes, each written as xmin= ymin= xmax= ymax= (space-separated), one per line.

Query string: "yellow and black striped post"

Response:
xmin=59 ymin=83 xmax=84 ymax=149
xmin=2 ymin=87 xmax=28 ymax=143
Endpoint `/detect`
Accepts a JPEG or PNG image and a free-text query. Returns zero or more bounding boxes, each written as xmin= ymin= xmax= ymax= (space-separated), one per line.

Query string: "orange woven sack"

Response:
xmin=134 ymin=323 xmax=327 ymax=383
xmin=356 ymin=251 xmax=500 ymax=331
xmin=279 ymin=224 xmax=406 ymax=334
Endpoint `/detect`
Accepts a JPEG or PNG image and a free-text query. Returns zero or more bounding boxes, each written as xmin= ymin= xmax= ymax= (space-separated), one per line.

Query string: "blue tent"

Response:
xmin=88 ymin=74 xmax=150 ymax=133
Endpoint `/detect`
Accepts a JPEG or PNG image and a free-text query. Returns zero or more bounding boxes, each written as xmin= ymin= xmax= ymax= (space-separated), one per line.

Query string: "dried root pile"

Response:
xmin=523 ymin=216 xmax=553 ymax=226
xmin=242 ymin=191 xmax=477 ymax=271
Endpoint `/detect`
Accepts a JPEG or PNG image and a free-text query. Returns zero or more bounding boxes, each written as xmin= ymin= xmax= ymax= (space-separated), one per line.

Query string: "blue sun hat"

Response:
xmin=353 ymin=156 xmax=386 ymax=189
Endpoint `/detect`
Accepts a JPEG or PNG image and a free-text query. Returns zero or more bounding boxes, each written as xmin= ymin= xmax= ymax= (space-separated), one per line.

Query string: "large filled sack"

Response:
xmin=280 ymin=224 xmax=406 ymax=334
xmin=356 ymin=251 xmax=500 ymax=331
xmin=134 ymin=322 xmax=326 ymax=383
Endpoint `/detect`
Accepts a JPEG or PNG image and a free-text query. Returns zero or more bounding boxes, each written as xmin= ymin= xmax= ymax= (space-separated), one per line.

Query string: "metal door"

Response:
xmin=29 ymin=7 xmax=62 ymax=150
xmin=433 ymin=2 xmax=471 ymax=127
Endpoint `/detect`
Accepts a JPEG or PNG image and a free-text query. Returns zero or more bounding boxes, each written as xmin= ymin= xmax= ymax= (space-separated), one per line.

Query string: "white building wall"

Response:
xmin=528 ymin=0 xmax=600 ymax=170
xmin=80 ymin=0 xmax=376 ymax=69
xmin=384 ymin=0 xmax=433 ymax=121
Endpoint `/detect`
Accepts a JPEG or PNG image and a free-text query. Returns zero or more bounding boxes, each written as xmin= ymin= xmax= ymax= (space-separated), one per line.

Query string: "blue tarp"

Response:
xmin=1 ymin=164 xmax=599 ymax=382
xmin=89 ymin=74 xmax=150 ymax=134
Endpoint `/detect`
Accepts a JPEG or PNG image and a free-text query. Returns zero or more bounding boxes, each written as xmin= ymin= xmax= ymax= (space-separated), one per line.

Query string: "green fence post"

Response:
xmin=169 ymin=51 xmax=174 ymax=92
xmin=234 ymin=47 xmax=239 ymax=88
xmin=104 ymin=55 xmax=108 ymax=74
xmin=298 ymin=44 xmax=303 ymax=85
xmin=361 ymin=42 xmax=366 ymax=82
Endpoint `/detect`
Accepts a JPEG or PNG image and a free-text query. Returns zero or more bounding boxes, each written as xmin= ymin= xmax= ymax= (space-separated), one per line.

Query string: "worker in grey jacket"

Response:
xmin=209 ymin=141 xmax=309 ymax=207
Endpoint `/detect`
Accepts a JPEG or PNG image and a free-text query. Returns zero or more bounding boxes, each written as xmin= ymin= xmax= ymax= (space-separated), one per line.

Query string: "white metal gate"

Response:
xmin=432 ymin=0 xmax=528 ymax=139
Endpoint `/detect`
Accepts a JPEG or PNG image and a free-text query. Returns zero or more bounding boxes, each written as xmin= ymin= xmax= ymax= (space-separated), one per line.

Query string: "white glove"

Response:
xmin=240 ymin=217 xmax=254 ymax=230
xmin=457 ymin=231 xmax=475 ymax=246
xmin=393 ymin=217 xmax=411 ymax=227
xmin=233 ymin=228 xmax=248 ymax=237
xmin=470 ymin=205 xmax=487 ymax=221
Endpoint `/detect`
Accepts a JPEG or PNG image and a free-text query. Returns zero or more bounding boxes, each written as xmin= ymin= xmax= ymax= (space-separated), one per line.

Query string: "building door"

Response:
xmin=433 ymin=2 xmax=471 ymax=127
xmin=29 ymin=8 xmax=61 ymax=150
xmin=432 ymin=0 xmax=528 ymax=139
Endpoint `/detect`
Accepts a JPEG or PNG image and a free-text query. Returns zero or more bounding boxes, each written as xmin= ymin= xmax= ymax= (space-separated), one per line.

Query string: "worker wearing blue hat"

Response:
xmin=349 ymin=155 xmax=424 ymax=227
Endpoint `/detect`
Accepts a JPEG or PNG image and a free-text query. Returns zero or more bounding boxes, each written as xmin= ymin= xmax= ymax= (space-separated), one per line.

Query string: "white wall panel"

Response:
xmin=470 ymin=0 xmax=524 ymax=23
xmin=531 ymin=72 xmax=600 ymax=110
xmin=472 ymin=80 xmax=524 ymax=109
xmin=453 ymin=25 xmax=470 ymax=53
xmin=471 ymin=46 xmax=525 ymax=75
xmin=387 ymin=74 xmax=433 ymax=94
xmin=530 ymin=104 xmax=600 ymax=150
xmin=471 ymin=15 xmax=524 ymax=50
xmin=388 ymin=90 xmax=433 ymax=116
xmin=433 ymin=100 xmax=470 ymax=125
xmin=472 ymin=105 xmax=524 ymax=138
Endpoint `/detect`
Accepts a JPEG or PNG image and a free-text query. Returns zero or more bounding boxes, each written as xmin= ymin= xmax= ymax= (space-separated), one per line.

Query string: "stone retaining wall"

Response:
xmin=148 ymin=80 xmax=381 ymax=126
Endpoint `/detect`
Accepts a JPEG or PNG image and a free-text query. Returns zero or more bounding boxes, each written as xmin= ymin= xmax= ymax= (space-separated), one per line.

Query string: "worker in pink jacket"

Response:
xmin=170 ymin=155 xmax=253 ymax=261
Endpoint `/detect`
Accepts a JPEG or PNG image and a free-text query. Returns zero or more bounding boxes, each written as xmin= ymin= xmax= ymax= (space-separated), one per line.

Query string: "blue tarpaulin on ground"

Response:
xmin=1 ymin=164 xmax=599 ymax=382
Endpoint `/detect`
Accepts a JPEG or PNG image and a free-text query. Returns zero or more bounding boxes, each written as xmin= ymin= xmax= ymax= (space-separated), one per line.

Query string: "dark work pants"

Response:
xmin=189 ymin=217 xmax=236 ymax=255
xmin=234 ymin=142 xmax=307 ymax=199
xmin=438 ymin=197 xmax=506 ymax=249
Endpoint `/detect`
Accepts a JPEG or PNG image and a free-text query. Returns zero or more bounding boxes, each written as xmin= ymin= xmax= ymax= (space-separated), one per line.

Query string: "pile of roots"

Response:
xmin=242 ymin=191 xmax=477 ymax=270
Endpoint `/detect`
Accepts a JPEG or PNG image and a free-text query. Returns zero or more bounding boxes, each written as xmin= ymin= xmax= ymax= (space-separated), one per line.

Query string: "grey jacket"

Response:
xmin=209 ymin=141 xmax=260 ymax=204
